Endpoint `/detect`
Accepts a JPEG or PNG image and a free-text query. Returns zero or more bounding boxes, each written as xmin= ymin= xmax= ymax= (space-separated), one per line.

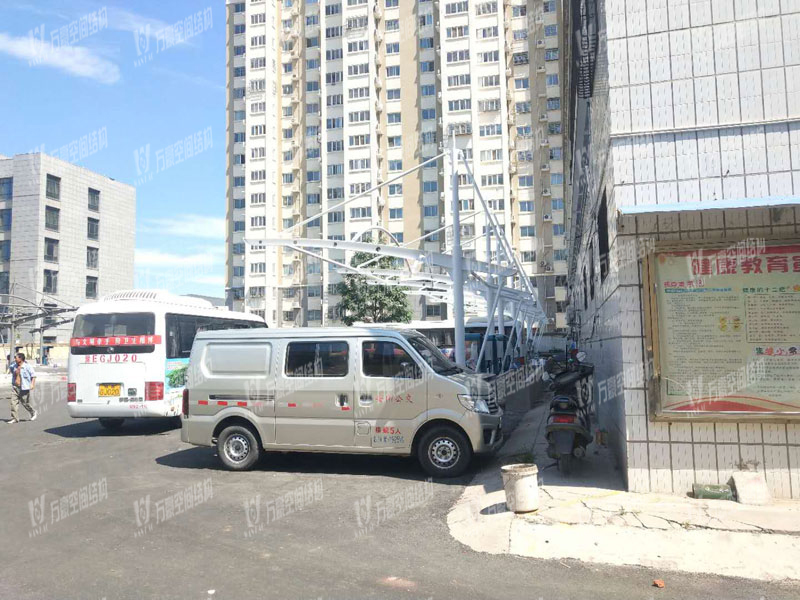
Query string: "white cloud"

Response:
xmin=0 ymin=32 xmax=120 ymax=84
xmin=140 ymin=215 xmax=226 ymax=240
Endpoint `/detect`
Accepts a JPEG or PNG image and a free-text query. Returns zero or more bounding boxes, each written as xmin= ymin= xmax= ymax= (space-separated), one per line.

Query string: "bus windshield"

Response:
xmin=71 ymin=313 xmax=156 ymax=355
xmin=403 ymin=333 xmax=462 ymax=375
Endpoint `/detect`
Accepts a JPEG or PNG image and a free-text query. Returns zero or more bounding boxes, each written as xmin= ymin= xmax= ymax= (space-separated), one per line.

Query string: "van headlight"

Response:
xmin=458 ymin=394 xmax=490 ymax=414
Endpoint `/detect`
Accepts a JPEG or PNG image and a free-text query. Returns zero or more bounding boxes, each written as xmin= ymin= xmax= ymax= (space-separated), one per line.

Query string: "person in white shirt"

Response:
xmin=8 ymin=352 xmax=37 ymax=423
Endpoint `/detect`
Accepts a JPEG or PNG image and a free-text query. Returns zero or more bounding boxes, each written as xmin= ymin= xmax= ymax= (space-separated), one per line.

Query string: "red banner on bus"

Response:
xmin=70 ymin=335 xmax=162 ymax=347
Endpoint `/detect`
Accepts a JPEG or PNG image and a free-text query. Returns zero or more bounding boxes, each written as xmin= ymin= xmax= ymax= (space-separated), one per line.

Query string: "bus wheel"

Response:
xmin=417 ymin=425 xmax=472 ymax=478
xmin=98 ymin=418 xmax=124 ymax=430
xmin=217 ymin=425 xmax=261 ymax=471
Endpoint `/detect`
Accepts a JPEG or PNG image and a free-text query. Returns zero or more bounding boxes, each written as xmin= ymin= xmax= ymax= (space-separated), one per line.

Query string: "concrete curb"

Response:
xmin=447 ymin=403 xmax=800 ymax=582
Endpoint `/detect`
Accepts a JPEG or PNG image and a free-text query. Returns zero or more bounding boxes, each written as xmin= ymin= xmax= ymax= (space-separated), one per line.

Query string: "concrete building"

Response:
xmin=0 ymin=153 xmax=135 ymax=359
xmin=567 ymin=1 xmax=800 ymax=498
xmin=224 ymin=0 xmax=570 ymax=332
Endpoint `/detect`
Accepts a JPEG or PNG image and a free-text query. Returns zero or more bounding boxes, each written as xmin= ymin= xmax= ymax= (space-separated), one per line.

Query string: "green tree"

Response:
xmin=337 ymin=248 xmax=413 ymax=326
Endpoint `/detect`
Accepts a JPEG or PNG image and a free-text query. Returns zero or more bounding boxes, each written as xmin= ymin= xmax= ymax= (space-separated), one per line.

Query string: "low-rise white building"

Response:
xmin=0 ymin=153 xmax=135 ymax=361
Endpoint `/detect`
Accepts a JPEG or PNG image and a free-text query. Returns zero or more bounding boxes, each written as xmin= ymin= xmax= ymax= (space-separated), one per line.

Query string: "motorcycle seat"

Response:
xmin=551 ymin=371 xmax=583 ymax=388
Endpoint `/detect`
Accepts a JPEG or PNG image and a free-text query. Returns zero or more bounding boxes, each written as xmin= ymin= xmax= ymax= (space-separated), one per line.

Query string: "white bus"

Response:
xmin=67 ymin=290 xmax=266 ymax=429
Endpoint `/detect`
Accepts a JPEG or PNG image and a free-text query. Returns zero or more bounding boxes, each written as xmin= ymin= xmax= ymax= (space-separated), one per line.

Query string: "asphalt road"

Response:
xmin=1 ymin=380 xmax=798 ymax=600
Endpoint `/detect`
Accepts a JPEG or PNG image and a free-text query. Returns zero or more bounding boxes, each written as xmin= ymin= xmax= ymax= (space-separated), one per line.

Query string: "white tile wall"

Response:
xmin=571 ymin=0 xmax=800 ymax=498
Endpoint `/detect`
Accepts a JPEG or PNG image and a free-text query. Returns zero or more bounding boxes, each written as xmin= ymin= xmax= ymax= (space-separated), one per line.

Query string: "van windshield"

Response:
xmin=403 ymin=333 xmax=462 ymax=375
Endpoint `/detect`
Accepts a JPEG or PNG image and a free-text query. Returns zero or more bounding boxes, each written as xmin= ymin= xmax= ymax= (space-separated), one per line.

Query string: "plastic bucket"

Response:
xmin=501 ymin=463 xmax=539 ymax=513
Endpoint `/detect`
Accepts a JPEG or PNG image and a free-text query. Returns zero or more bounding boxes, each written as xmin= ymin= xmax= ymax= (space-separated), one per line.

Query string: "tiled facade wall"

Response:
xmin=622 ymin=206 xmax=800 ymax=498
xmin=571 ymin=1 xmax=800 ymax=498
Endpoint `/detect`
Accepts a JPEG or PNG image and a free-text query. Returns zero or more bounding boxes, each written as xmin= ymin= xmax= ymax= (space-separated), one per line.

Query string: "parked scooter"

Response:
xmin=542 ymin=351 xmax=594 ymax=474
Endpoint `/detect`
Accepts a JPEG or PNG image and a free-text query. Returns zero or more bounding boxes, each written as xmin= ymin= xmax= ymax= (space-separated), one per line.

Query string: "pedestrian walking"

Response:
xmin=8 ymin=352 xmax=37 ymax=423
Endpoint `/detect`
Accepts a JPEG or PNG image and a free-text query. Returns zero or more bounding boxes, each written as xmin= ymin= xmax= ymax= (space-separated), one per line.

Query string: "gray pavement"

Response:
xmin=1 ymin=380 xmax=798 ymax=599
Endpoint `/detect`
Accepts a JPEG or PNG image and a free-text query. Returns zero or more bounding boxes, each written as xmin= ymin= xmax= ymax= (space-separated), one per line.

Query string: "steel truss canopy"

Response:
xmin=245 ymin=138 xmax=548 ymax=369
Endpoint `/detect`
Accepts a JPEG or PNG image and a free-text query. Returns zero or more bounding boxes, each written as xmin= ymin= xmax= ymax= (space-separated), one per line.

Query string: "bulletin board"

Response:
xmin=644 ymin=239 xmax=800 ymax=420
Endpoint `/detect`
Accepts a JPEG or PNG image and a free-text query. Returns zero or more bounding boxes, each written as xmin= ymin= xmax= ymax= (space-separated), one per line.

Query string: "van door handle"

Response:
xmin=336 ymin=394 xmax=349 ymax=407
xmin=360 ymin=394 xmax=373 ymax=404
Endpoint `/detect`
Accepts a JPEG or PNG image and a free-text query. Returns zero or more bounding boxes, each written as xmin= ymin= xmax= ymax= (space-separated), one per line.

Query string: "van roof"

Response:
xmin=194 ymin=327 xmax=421 ymax=341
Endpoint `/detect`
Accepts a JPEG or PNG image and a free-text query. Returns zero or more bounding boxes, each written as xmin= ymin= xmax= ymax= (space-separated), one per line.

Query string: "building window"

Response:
xmin=0 ymin=177 xmax=11 ymax=200
xmin=84 ymin=246 xmax=99 ymax=270
xmin=425 ymin=304 xmax=442 ymax=318
xmin=520 ymin=226 xmax=535 ymax=237
xmin=87 ymin=217 xmax=99 ymax=240
xmin=88 ymin=188 xmax=100 ymax=211
xmin=597 ymin=192 xmax=609 ymax=281
xmin=45 ymin=206 xmax=60 ymax=231
xmin=44 ymin=238 xmax=58 ymax=263
xmin=0 ymin=272 xmax=8 ymax=294
xmin=0 ymin=209 xmax=10 ymax=231
xmin=43 ymin=269 xmax=58 ymax=293
xmin=46 ymin=175 xmax=60 ymax=200
xmin=86 ymin=276 xmax=98 ymax=299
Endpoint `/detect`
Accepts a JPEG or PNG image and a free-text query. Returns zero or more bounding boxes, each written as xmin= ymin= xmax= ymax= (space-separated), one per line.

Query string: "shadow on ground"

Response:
xmin=155 ymin=445 xmax=494 ymax=485
xmin=45 ymin=417 xmax=181 ymax=438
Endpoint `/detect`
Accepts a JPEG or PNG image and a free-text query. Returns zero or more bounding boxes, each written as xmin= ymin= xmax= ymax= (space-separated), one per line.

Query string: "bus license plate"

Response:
xmin=99 ymin=384 xmax=121 ymax=397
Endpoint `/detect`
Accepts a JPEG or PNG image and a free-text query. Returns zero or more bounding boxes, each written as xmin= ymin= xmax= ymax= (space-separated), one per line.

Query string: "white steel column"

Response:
xmin=450 ymin=135 xmax=466 ymax=368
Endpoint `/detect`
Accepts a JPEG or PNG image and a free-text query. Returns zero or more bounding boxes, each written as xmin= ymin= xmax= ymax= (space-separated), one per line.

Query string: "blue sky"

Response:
xmin=0 ymin=1 xmax=228 ymax=298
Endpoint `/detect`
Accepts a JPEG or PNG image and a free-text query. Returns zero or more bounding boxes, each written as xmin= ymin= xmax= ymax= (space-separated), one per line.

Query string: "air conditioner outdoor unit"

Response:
xmin=545 ymin=265 xmax=553 ymax=272
xmin=542 ymin=188 xmax=552 ymax=196
xmin=535 ymin=40 xmax=545 ymax=48
xmin=540 ymin=113 xmax=548 ymax=121
xmin=543 ymin=214 xmax=552 ymax=221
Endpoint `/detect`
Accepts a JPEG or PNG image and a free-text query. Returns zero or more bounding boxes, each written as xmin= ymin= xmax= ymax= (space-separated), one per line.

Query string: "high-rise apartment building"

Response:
xmin=225 ymin=0 xmax=569 ymax=331
xmin=0 ymin=153 xmax=136 ymax=358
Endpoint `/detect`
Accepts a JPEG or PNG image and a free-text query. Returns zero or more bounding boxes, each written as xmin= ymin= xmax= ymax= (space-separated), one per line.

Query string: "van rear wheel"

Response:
xmin=98 ymin=418 xmax=124 ymax=430
xmin=217 ymin=425 xmax=260 ymax=471
xmin=417 ymin=425 xmax=472 ymax=478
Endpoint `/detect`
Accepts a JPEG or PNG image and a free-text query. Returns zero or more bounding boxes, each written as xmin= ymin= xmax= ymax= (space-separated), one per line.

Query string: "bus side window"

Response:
xmin=165 ymin=314 xmax=198 ymax=359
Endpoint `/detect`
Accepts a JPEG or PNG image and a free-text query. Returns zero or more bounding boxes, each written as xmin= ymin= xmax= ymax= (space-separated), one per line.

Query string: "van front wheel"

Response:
xmin=417 ymin=426 xmax=472 ymax=478
xmin=217 ymin=425 xmax=260 ymax=471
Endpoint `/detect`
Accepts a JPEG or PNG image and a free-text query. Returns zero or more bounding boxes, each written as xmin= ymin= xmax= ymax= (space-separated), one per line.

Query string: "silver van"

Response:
xmin=181 ymin=328 xmax=503 ymax=477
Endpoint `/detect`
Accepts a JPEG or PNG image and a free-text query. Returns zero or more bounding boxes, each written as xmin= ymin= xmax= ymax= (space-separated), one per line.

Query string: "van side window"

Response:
xmin=362 ymin=341 xmax=421 ymax=379
xmin=285 ymin=341 xmax=348 ymax=377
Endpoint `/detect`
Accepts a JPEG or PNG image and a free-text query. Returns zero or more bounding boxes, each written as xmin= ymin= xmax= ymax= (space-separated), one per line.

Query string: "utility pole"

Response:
xmin=450 ymin=135 xmax=466 ymax=368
